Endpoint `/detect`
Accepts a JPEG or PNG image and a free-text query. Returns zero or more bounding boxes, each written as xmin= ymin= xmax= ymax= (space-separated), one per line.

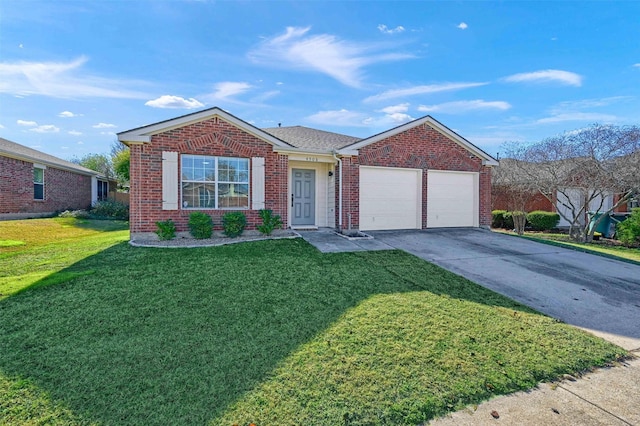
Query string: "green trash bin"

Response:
xmin=588 ymin=212 xmax=611 ymax=237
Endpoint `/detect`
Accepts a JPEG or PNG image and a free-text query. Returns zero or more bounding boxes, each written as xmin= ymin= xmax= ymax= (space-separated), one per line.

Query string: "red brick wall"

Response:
xmin=336 ymin=123 xmax=493 ymax=230
xmin=129 ymin=116 xmax=288 ymax=234
xmin=0 ymin=155 xmax=92 ymax=214
xmin=492 ymin=186 xmax=554 ymax=212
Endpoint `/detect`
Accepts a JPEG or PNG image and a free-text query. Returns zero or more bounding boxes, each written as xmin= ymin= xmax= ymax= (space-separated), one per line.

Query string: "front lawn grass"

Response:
xmin=0 ymin=219 xmax=627 ymax=425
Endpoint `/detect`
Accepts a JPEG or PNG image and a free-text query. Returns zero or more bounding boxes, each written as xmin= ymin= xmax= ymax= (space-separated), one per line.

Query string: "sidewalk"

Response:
xmin=428 ymin=354 xmax=639 ymax=426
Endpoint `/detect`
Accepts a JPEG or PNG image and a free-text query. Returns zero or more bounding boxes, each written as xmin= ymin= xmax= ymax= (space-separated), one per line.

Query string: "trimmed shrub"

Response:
xmin=188 ymin=212 xmax=213 ymax=239
xmin=526 ymin=210 xmax=560 ymax=231
xmin=155 ymin=219 xmax=176 ymax=241
xmin=90 ymin=200 xmax=129 ymax=220
xmin=503 ymin=211 xmax=515 ymax=230
xmin=491 ymin=210 xmax=508 ymax=229
xmin=257 ymin=209 xmax=282 ymax=236
xmin=222 ymin=212 xmax=247 ymax=238
xmin=617 ymin=208 xmax=640 ymax=246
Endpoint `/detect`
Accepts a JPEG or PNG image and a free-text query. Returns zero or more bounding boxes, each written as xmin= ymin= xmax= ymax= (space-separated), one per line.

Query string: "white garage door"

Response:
xmin=427 ymin=170 xmax=478 ymax=228
xmin=360 ymin=166 xmax=422 ymax=231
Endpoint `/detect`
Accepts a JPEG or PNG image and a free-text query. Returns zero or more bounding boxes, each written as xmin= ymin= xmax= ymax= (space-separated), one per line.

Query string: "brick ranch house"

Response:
xmin=117 ymin=107 xmax=498 ymax=239
xmin=0 ymin=137 xmax=115 ymax=219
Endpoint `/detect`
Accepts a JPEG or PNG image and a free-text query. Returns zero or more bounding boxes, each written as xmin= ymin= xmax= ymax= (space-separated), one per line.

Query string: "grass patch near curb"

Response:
xmin=0 ymin=219 xmax=627 ymax=425
xmin=493 ymin=230 xmax=640 ymax=265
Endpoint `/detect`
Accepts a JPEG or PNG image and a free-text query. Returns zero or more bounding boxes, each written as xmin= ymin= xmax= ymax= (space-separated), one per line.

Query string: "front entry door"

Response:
xmin=292 ymin=169 xmax=316 ymax=226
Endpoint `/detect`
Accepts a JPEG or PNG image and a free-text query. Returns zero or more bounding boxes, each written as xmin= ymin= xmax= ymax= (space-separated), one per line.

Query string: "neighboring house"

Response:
xmin=0 ymin=137 xmax=114 ymax=219
xmin=117 ymin=107 xmax=498 ymax=238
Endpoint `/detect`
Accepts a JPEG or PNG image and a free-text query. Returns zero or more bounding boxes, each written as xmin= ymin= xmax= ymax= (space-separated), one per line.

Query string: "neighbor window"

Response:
xmin=33 ymin=167 xmax=44 ymax=200
xmin=181 ymin=155 xmax=249 ymax=209
xmin=97 ymin=180 xmax=109 ymax=201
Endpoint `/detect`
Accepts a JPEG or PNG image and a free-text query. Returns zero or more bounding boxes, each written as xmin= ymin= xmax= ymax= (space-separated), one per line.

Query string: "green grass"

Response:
xmin=0 ymin=219 xmax=627 ymax=425
xmin=494 ymin=230 xmax=640 ymax=264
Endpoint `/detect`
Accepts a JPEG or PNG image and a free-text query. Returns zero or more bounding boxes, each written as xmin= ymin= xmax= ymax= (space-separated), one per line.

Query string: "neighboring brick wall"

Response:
xmin=338 ymin=123 xmax=493 ymax=230
xmin=129 ymin=116 xmax=289 ymax=234
xmin=492 ymin=186 xmax=554 ymax=212
xmin=0 ymin=155 xmax=92 ymax=214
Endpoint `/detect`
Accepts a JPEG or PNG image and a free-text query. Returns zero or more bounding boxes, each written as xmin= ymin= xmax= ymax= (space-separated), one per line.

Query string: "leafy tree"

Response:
xmin=72 ymin=153 xmax=114 ymax=179
xmin=112 ymin=147 xmax=130 ymax=184
xmin=502 ymin=124 xmax=640 ymax=242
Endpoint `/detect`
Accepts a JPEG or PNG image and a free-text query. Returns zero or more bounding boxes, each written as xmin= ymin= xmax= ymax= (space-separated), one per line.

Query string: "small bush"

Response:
xmin=257 ymin=209 xmax=283 ymax=236
xmin=617 ymin=208 xmax=640 ymax=246
xmin=491 ymin=210 xmax=508 ymax=228
xmin=155 ymin=219 xmax=176 ymax=241
xmin=188 ymin=212 xmax=213 ymax=239
xmin=526 ymin=210 xmax=560 ymax=231
xmin=58 ymin=209 xmax=90 ymax=219
xmin=222 ymin=212 xmax=247 ymax=238
xmin=503 ymin=211 xmax=515 ymax=230
xmin=90 ymin=200 xmax=129 ymax=220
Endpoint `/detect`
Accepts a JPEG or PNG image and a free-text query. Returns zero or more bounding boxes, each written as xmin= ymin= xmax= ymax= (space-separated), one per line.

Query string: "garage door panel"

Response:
xmin=360 ymin=167 xmax=422 ymax=231
xmin=427 ymin=171 xmax=478 ymax=228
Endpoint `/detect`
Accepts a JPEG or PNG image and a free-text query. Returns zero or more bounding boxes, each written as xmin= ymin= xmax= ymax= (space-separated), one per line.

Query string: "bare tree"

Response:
xmin=492 ymin=160 xmax=539 ymax=234
xmin=503 ymin=124 xmax=640 ymax=242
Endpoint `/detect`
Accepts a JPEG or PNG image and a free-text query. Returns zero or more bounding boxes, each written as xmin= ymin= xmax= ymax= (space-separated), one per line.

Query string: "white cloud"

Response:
xmin=306 ymin=109 xmax=372 ymax=127
xmin=276 ymin=81 xmax=284 ymax=85
xmin=502 ymin=69 xmax=583 ymax=87
xmin=633 ymin=63 xmax=640 ymax=68
xmin=17 ymin=119 xmax=37 ymax=126
xmin=93 ymin=122 xmax=116 ymax=129
xmin=68 ymin=130 xmax=82 ymax=136
xmin=364 ymin=82 xmax=488 ymax=103
xmin=378 ymin=103 xmax=410 ymax=114
xmin=385 ymin=112 xmax=414 ymax=123
xmin=0 ymin=124 xmax=4 ymax=129
xmin=378 ymin=24 xmax=405 ymax=34
xmin=418 ymin=100 xmax=511 ymax=113
xmin=457 ymin=22 xmax=468 ymax=30
xmin=77 ymin=141 xmax=84 ymax=145
xmin=549 ymin=96 xmax=630 ymax=113
xmin=58 ymin=110 xmax=82 ymax=118
xmin=0 ymin=56 xmax=150 ymax=99
xmin=250 ymin=90 xmax=280 ymax=103
xmin=100 ymin=131 xmax=116 ymax=136
xmin=145 ymin=95 xmax=204 ymax=109
xmin=208 ymin=81 xmax=253 ymax=101
xmin=30 ymin=124 xmax=59 ymax=133
xmin=536 ymin=112 xmax=618 ymax=124
xmin=248 ymin=26 xmax=414 ymax=88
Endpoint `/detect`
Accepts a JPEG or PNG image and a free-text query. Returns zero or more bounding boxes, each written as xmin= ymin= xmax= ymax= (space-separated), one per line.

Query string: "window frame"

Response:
xmin=180 ymin=154 xmax=250 ymax=210
xmin=33 ymin=166 xmax=45 ymax=201
xmin=97 ymin=179 xmax=109 ymax=201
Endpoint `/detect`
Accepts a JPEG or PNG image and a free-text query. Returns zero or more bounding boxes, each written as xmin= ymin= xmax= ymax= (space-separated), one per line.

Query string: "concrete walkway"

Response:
xmin=296 ymin=228 xmax=395 ymax=253
xmin=300 ymin=228 xmax=640 ymax=426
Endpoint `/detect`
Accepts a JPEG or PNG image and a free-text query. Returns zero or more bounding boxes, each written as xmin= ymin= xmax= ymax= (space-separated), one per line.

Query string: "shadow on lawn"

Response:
xmin=0 ymin=239 xmax=542 ymax=425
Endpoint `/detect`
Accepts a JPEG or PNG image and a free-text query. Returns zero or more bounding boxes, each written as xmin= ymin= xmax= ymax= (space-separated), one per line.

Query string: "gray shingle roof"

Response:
xmin=262 ymin=126 xmax=361 ymax=151
xmin=0 ymin=137 xmax=98 ymax=176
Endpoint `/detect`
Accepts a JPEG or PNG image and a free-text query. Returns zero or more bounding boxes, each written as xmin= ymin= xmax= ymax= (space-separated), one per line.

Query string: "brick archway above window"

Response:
xmin=177 ymin=131 xmax=259 ymax=158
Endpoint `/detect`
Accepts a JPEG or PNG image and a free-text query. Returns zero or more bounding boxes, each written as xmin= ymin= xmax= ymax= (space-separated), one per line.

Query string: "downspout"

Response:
xmin=332 ymin=150 xmax=342 ymax=229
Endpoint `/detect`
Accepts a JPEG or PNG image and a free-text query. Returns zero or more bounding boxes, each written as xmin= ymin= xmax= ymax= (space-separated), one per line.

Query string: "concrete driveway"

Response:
xmin=369 ymin=228 xmax=640 ymax=351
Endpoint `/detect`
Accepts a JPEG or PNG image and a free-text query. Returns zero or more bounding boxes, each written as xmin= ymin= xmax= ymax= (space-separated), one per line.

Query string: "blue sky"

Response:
xmin=1 ymin=1 xmax=639 ymax=161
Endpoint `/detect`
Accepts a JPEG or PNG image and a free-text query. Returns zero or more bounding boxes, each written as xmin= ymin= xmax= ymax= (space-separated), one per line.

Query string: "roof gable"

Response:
xmin=338 ymin=115 xmax=499 ymax=166
xmin=0 ymin=137 xmax=99 ymax=176
xmin=117 ymin=107 xmax=293 ymax=148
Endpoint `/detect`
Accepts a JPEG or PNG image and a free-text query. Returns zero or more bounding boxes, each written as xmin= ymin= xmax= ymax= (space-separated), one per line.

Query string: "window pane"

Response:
xmin=182 ymin=182 xmax=215 ymax=208
xmin=33 ymin=168 xmax=44 ymax=184
xmin=218 ymin=183 xmax=248 ymax=208
xmin=34 ymin=183 xmax=44 ymax=200
xmin=182 ymin=155 xmax=215 ymax=182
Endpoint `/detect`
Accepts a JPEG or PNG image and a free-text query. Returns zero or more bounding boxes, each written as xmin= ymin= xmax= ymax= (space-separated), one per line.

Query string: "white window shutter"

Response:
xmin=162 ymin=151 xmax=179 ymax=210
xmin=251 ymin=157 xmax=265 ymax=210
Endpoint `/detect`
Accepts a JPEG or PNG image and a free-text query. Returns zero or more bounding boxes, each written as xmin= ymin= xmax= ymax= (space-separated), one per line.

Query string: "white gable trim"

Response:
xmin=337 ymin=115 xmax=499 ymax=166
xmin=117 ymin=107 xmax=292 ymax=148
